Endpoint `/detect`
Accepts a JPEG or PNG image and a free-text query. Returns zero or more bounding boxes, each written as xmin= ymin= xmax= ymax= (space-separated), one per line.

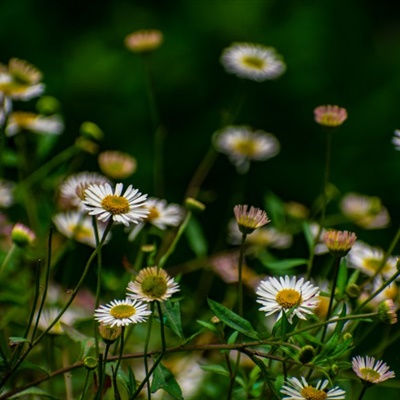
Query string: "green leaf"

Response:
xmin=60 ymin=323 xmax=94 ymax=359
xmin=262 ymin=258 xmax=308 ymax=271
xmin=185 ymin=217 xmax=208 ymax=257
xmin=302 ymin=222 xmax=314 ymax=251
xmin=161 ymin=300 xmax=184 ymax=341
xmin=118 ymin=366 xmax=137 ymax=396
xmin=8 ymin=337 xmax=30 ymax=345
xmin=336 ymin=258 xmax=348 ymax=295
xmin=183 ymin=327 xmax=206 ymax=344
xmin=207 ymin=299 xmax=259 ymax=339
xmin=264 ymin=192 xmax=285 ymax=229
xmin=17 ymin=361 xmax=50 ymax=376
xmin=200 ymin=364 xmax=230 ymax=377
xmin=10 ymin=387 xmax=57 ymax=399
xmin=151 ymin=362 xmax=183 ymax=400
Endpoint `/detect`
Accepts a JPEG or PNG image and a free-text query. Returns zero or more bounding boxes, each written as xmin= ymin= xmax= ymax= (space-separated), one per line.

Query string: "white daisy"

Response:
xmin=83 ymin=183 xmax=149 ymax=226
xmin=53 ymin=211 xmax=111 ymax=248
xmin=392 ymin=129 xmax=400 ymax=150
xmin=314 ymin=105 xmax=348 ymax=128
xmin=125 ymin=29 xmax=163 ymax=53
xmin=346 ymin=241 xmax=398 ymax=279
xmin=352 ymin=355 xmax=395 ymax=384
xmin=227 ymin=219 xmax=292 ymax=250
xmin=126 ymin=266 xmax=180 ymax=302
xmin=214 ymin=126 xmax=280 ymax=173
xmin=5 ymin=111 xmax=63 ymax=137
xmin=59 ymin=171 xmax=111 ymax=209
xmin=0 ymin=180 xmax=15 ymax=208
xmin=340 ymin=193 xmax=389 ymax=229
xmin=98 ymin=150 xmax=137 ymax=180
xmin=94 ymin=298 xmax=151 ymax=327
xmin=35 ymin=307 xmax=76 ymax=336
xmin=281 ymin=376 xmax=346 ymax=399
xmin=256 ymin=275 xmax=320 ymax=323
xmin=221 ymin=42 xmax=286 ymax=81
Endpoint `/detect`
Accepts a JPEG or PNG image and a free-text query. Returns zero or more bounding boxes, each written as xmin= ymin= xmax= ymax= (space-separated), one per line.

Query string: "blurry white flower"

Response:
xmin=392 ymin=129 xmax=400 ymax=150
xmin=221 ymin=42 xmax=286 ymax=81
xmin=214 ymin=126 xmax=280 ymax=173
xmin=5 ymin=111 xmax=63 ymax=136
xmin=0 ymin=180 xmax=15 ymax=208
xmin=98 ymin=150 xmax=137 ymax=179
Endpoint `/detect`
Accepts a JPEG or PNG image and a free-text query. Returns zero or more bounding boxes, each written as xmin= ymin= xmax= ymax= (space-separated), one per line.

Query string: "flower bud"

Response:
xmin=98 ymin=323 xmax=122 ymax=345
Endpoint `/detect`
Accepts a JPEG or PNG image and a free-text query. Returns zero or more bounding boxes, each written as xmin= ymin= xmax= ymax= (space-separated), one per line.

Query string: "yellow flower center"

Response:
xmin=276 ymin=289 xmax=301 ymax=309
xmin=363 ymin=258 xmax=390 ymax=274
xmin=359 ymin=367 xmax=381 ymax=382
xmin=300 ymin=386 xmax=327 ymax=400
xmin=101 ymin=195 xmax=130 ymax=215
xmin=233 ymin=139 xmax=257 ymax=157
xmin=242 ymin=55 xmax=265 ymax=70
xmin=110 ymin=304 xmax=136 ymax=319
xmin=69 ymin=224 xmax=92 ymax=241
xmin=147 ymin=206 xmax=160 ymax=221
xmin=141 ymin=275 xmax=168 ymax=299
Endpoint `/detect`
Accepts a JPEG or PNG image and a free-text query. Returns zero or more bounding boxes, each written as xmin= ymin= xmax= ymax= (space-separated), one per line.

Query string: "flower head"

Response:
xmin=256 ymin=275 xmax=320 ymax=323
xmin=11 ymin=223 xmax=36 ymax=247
xmin=221 ymin=42 xmax=286 ymax=81
xmin=340 ymin=193 xmax=389 ymax=229
xmin=83 ymin=183 xmax=149 ymax=226
xmin=94 ymin=298 xmax=151 ymax=327
xmin=125 ymin=29 xmax=163 ymax=53
xmin=323 ymin=229 xmax=357 ymax=257
xmin=53 ymin=211 xmax=111 ymax=248
xmin=352 ymin=355 xmax=395 ymax=384
xmin=346 ymin=241 xmax=398 ymax=279
xmin=392 ymin=130 xmax=400 ymax=150
xmin=233 ymin=204 xmax=270 ymax=235
xmin=59 ymin=171 xmax=111 ymax=210
xmin=214 ymin=125 xmax=280 ymax=173
xmin=98 ymin=150 xmax=137 ymax=180
xmin=281 ymin=376 xmax=346 ymax=400
xmin=98 ymin=322 xmax=122 ymax=344
xmin=126 ymin=266 xmax=180 ymax=302
xmin=0 ymin=58 xmax=44 ymax=100
xmin=5 ymin=111 xmax=63 ymax=137
xmin=378 ymin=299 xmax=398 ymax=325
xmin=314 ymin=105 xmax=348 ymax=128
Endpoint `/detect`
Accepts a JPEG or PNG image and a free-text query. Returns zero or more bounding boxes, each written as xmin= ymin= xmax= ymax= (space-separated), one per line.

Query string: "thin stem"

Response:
xmin=0 ymin=244 xmax=17 ymax=277
xmin=95 ymin=344 xmax=110 ymax=400
xmin=307 ymin=130 xmax=333 ymax=279
xmin=79 ymin=369 xmax=91 ymax=400
xmin=320 ymin=256 xmax=342 ymax=344
xmin=62 ymin=347 xmax=73 ymax=400
xmin=92 ymin=217 xmax=101 ymax=358
xmin=114 ymin=327 xmax=125 ymax=382
xmin=357 ymin=385 xmax=368 ymax=400
xmin=158 ymin=211 xmax=192 ymax=269
xmin=143 ymin=303 xmax=155 ymax=400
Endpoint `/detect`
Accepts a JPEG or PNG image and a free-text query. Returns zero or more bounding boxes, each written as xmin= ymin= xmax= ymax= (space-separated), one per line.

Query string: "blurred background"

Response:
xmin=2 ymin=0 xmax=400 ymax=397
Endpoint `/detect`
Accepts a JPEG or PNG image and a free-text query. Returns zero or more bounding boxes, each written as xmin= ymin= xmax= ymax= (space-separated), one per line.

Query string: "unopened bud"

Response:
xmin=298 ymin=345 xmax=315 ymax=364
xmin=185 ymin=197 xmax=206 ymax=212
xmin=346 ymin=283 xmax=361 ymax=299
xmin=84 ymin=356 xmax=98 ymax=370
xmin=80 ymin=121 xmax=104 ymax=141
xmin=99 ymin=323 xmax=122 ymax=345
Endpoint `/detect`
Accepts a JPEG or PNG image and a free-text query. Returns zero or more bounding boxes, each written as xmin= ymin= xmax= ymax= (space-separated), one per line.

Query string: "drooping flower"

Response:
xmin=83 ymin=183 xmax=149 ymax=226
xmin=221 ymin=42 xmax=286 ymax=81
xmin=5 ymin=111 xmax=63 ymax=136
xmin=323 ymin=229 xmax=357 ymax=258
xmin=94 ymin=298 xmax=151 ymax=327
xmin=256 ymin=275 xmax=320 ymax=323
xmin=214 ymin=125 xmax=280 ymax=173
xmin=98 ymin=150 xmax=137 ymax=180
xmin=233 ymin=204 xmax=270 ymax=235
xmin=125 ymin=29 xmax=163 ymax=53
xmin=281 ymin=376 xmax=346 ymax=399
xmin=340 ymin=193 xmax=389 ymax=229
xmin=346 ymin=241 xmax=398 ymax=280
xmin=59 ymin=171 xmax=111 ymax=210
xmin=53 ymin=211 xmax=111 ymax=248
xmin=126 ymin=266 xmax=180 ymax=302
xmin=314 ymin=105 xmax=348 ymax=128
xmin=352 ymin=355 xmax=395 ymax=384
xmin=378 ymin=300 xmax=398 ymax=325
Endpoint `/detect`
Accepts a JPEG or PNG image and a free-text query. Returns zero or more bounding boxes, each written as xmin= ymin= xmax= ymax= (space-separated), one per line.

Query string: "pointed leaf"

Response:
xmin=264 ymin=192 xmax=285 ymax=229
xmin=200 ymin=364 xmax=230 ymax=377
xmin=151 ymin=362 xmax=183 ymax=400
xmin=262 ymin=258 xmax=308 ymax=271
xmin=185 ymin=217 xmax=208 ymax=257
xmin=207 ymin=299 xmax=259 ymax=339
xmin=9 ymin=387 xmax=57 ymax=399
xmin=161 ymin=300 xmax=184 ymax=341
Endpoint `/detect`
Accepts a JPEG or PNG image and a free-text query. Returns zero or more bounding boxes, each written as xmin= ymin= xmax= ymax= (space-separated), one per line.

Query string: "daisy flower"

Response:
xmin=126 ymin=266 xmax=180 ymax=302
xmin=314 ymin=105 xmax=348 ymax=128
xmin=234 ymin=204 xmax=270 ymax=234
xmin=125 ymin=29 xmax=163 ymax=53
xmin=98 ymin=150 xmax=137 ymax=180
xmin=214 ymin=125 xmax=280 ymax=173
xmin=392 ymin=129 xmax=400 ymax=150
xmin=346 ymin=241 xmax=398 ymax=279
xmin=227 ymin=219 xmax=292 ymax=250
xmin=5 ymin=111 xmax=63 ymax=137
xmin=352 ymin=355 xmax=395 ymax=384
xmin=59 ymin=171 xmax=111 ymax=209
xmin=94 ymin=298 xmax=151 ymax=327
xmin=323 ymin=229 xmax=357 ymax=257
xmin=281 ymin=376 xmax=346 ymax=399
xmin=53 ymin=211 xmax=111 ymax=248
xmin=256 ymin=275 xmax=320 ymax=323
xmin=221 ymin=42 xmax=286 ymax=81
xmin=0 ymin=58 xmax=44 ymax=100
xmin=83 ymin=183 xmax=149 ymax=226
xmin=378 ymin=299 xmax=398 ymax=325
xmin=340 ymin=193 xmax=389 ymax=229
xmin=11 ymin=223 xmax=36 ymax=247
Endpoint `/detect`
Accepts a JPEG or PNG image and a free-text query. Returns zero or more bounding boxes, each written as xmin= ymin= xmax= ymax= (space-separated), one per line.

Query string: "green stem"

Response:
xmin=95 ymin=343 xmax=111 ymax=400
xmin=79 ymin=369 xmax=91 ymax=400
xmin=357 ymin=385 xmax=368 ymax=400
xmin=320 ymin=256 xmax=342 ymax=344
xmin=114 ymin=327 xmax=125 ymax=382
xmin=92 ymin=217 xmax=101 ymax=359
xmin=0 ymin=244 xmax=17 ymax=277
xmin=307 ymin=131 xmax=333 ymax=279
xmin=158 ymin=211 xmax=192 ymax=268
xmin=143 ymin=303 xmax=155 ymax=400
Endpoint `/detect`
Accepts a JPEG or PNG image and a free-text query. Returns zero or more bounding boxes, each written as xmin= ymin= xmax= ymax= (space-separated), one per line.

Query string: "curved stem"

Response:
xmin=144 ymin=303 xmax=155 ymax=399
